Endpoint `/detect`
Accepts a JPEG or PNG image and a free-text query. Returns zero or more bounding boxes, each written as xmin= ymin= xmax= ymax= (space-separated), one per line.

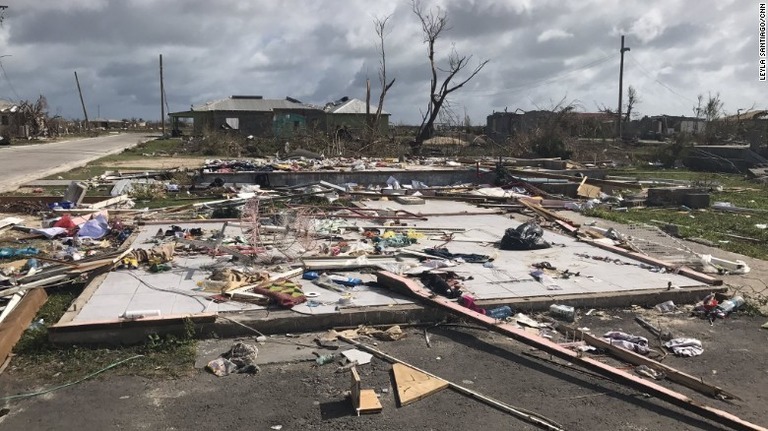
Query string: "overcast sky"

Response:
xmin=0 ymin=0 xmax=764 ymax=125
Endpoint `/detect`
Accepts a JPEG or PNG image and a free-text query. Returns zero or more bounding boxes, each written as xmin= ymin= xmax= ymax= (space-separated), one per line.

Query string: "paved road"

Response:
xmin=0 ymin=133 xmax=150 ymax=192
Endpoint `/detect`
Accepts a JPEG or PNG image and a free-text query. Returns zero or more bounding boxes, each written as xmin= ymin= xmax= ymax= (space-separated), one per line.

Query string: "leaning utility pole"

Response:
xmin=617 ymin=35 xmax=630 ymax=139
xmin=74 ymin=71 xmax=90 ymax=130
xmin=159 ymin=54 xmax=165 ymax=137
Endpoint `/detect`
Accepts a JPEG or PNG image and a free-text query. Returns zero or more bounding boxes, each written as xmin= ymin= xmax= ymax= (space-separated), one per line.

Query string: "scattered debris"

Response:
xmin=392 ymin=363 xmax=449 ymax=407
xmin=350 ymin=366 xmax=382 ymax=415
xmin=206 ymin=342 xmax=260 ymax=376
xmin=664 ymin=338 xmax=704 ymax=357
xmin=341 ymin=349 xmax=373 ymax=366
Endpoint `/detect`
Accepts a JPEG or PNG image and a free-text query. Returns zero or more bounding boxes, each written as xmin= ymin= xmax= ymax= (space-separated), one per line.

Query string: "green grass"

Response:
xmin=585 ymin=169 xmax=768 ymax=260
xmin=43 ymin=138 xmax=197 ymax=180
xmin=11 ymin=285 xmax=197 ymax=383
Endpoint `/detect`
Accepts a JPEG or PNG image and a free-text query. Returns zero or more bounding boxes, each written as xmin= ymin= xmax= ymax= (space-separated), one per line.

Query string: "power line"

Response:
xmin=463 ymin=53 xmax=616 ymax=97
xmin=626 ymin=52 xmax=697 ymax=105
xmin=0 ymin=58 xmax=19 ymax=100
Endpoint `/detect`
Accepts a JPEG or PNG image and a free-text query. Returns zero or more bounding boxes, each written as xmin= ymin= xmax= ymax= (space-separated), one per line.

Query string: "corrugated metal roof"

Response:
xmin=192 ymin=96 xmax=308 ymax=112
xmin=720 ymin=110 xmax=768 ymax=122
xmin=0 ymin=99 xmax=18 ymax=113
xmin=327 ymin=98 xmax=389 ymax=115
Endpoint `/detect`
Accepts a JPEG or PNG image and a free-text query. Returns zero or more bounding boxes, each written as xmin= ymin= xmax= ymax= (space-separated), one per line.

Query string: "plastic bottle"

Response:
xmin=302 ymin=271 xmax=320 ymax=280
xmin=549 ymin=304 xmax=575 ymax=322
xmin=485 ymin=305 xmax=513 ymax=320
xmin=328 ymin=275 xmax=363 ymax=287
xmin=315 ymin=354 xmax=336 ymax=365
xmin=713 ymin=296 xmax=745 ymax=318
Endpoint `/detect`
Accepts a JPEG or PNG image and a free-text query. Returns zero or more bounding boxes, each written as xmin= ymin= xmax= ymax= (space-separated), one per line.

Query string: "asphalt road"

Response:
xmin=2 ymin=315 xmax=766 ymax=431
xmin=0 ymin=133 xmax=150 ymax=193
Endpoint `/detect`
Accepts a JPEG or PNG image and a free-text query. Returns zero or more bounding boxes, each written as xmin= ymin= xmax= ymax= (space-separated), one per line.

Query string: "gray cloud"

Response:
xmin=0 ymin=0 xmax=763 ymax=124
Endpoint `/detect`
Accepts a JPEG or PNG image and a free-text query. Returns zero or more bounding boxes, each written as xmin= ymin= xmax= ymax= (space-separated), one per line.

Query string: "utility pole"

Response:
xmin=617 ymin=35 xmax=630 ymax=139
xmin=159 ymin=54 xmax=165 ymax=137
xmin=74 ymin=71 xmax=89 ymax=130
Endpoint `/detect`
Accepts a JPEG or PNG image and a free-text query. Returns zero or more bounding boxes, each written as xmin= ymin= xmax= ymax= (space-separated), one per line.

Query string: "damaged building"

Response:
xmin=169 ymin=95 xmax=389 ymax=140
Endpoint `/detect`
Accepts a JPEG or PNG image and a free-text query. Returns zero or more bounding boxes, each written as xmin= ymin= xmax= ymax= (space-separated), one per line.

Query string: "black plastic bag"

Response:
xmin=500 ymin=220 xmax=551 ymax=250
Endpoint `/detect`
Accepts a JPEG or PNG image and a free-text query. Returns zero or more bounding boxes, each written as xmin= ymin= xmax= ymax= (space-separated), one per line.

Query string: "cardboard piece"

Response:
xmin=576 ymin=177 xmax=601 ymax=199
xmin=392 ymin=362 xmax=449 ymax=406
xmin=350 ymin=366 xmax=382 ymax=415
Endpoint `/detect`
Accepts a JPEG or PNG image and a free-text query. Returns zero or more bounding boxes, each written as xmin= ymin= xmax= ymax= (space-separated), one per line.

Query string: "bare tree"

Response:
xmin=17 ymin=95 xmax=50 ymax=137
xmin=372 ymin=15 xmax=395 ymax=135
xmin=411 ymin=0 xmax=489 ymax=153
xmin=693 ymin=92 xmax=724 ymax=144
xmin=693 ymin=92 xmax=724 ymax=122
xmin=359 ymin=15 xmax=396 ymax=153
xmin=624 ymin=85 xmax=640 ymax=122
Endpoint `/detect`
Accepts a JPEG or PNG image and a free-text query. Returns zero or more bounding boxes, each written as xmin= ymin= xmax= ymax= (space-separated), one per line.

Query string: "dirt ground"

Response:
xmin=107 ymin=156 xmax=209 ymax=170
xmin=1 ymin=308 xmax=766 ymax=431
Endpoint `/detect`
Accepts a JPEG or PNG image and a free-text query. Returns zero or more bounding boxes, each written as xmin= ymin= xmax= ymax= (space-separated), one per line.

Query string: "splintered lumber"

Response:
xmin=554 ymin=324 xmax=740 ymax=401
xmin=0 ymin=288 xmax=47 ymax=366
xmin=339 ymin=336 xmax=565 ymax=431
xmin=518 ymin=198 xmax=578 ymax=229
xmin=0 ymin=274 xmax=70 ymax=298
xmin=350 ymin=366 xmax=382 ymax=415
xmin=0 ymin=293 xmax=23 ymax=324
xmin=375 ymin=271 xmax=767 ymax=431
xmin=392 ymin=363 xmax=449 ymax=406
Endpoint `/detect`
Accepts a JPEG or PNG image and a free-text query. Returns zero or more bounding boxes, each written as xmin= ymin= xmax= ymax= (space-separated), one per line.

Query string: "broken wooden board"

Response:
xmin=350 ymin=366 xmax=382 ymax=415
xmin=0 ymin=288 xmax=47 ymax=366
xmin=392 ymin=362 xmax=449 ymax=406
xmin=576 ymin=177 xmax=601 ymax=199
xmin=84 ymin=194 xmax=130 ymax=210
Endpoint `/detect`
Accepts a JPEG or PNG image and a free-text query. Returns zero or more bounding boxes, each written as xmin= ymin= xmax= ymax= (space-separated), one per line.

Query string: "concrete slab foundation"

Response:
xmin=52 ymin=198 xmax=723 ymax=344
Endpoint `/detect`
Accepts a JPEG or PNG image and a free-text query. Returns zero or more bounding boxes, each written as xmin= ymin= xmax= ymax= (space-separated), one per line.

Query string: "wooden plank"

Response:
xmin=358 ymin=389 xmax=382 ymax=414
xmin=375 ymin=271 xmax=766 ymax=431
xmin=555 ymin=324 xmax=741 ymax=401
xmin=84 ymin=194 xmax=130 ymax=210
xmin=582 ymin=239 xmax=722 ymax=286
xmin=350 ymin=366 xmax=382 ymax=415
xmin=350 ymin=366 xmax=361 ymax=412
xmin=0 ymin=274 xmax=71 ymax=298
xmin=518 ymin=198 xmax=578 ymax=227
xmin=392 ymin=362 xmax=449 ymax=406
xmin=0 ymin=288 xmax=48 ymax=366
